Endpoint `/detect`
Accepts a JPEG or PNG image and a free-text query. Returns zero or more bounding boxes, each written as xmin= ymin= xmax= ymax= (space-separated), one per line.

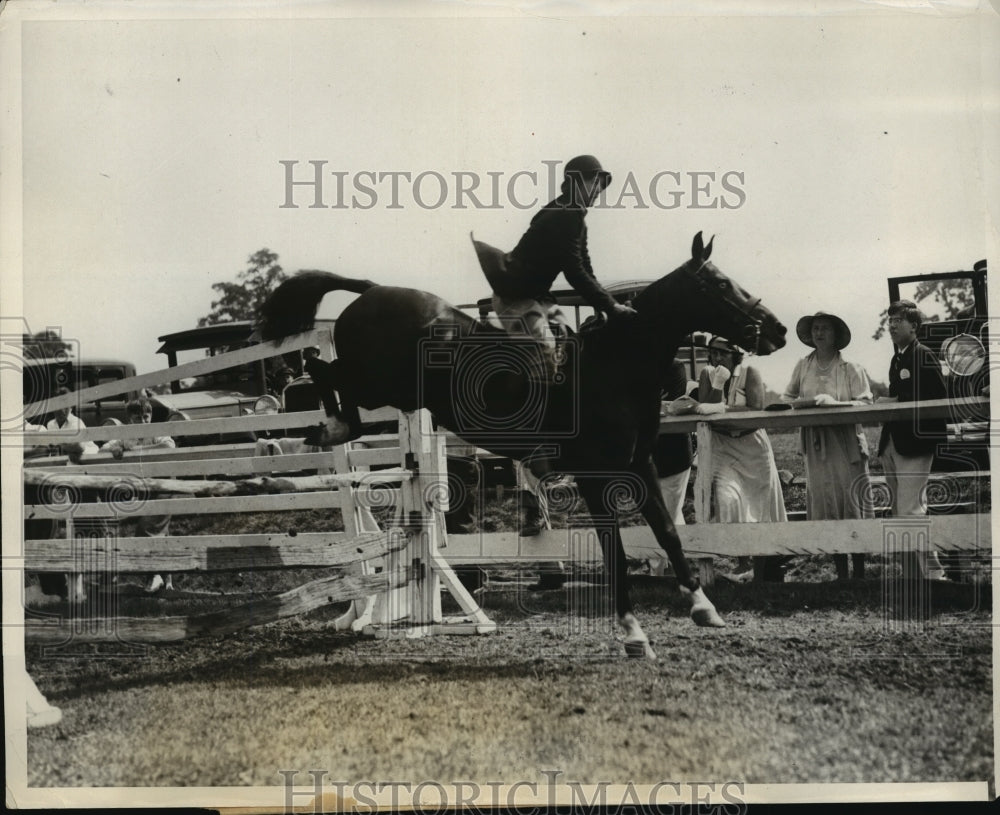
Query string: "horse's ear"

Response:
xmin=692 ymin=231 xmax=704 ymax=260
xmin=704 ymin=234 xmax=714 ymax=260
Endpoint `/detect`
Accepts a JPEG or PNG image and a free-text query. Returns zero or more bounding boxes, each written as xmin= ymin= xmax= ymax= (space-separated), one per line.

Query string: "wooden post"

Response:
xmin=364 ymin=409 xmax=495 ymax=638
xmin=393 ymin=409 xmax=442 ymax=633
xmin=330 ymin=441 xmax=406 ymax=633
xmin=697 ymin=558 xmax=716 ymax=587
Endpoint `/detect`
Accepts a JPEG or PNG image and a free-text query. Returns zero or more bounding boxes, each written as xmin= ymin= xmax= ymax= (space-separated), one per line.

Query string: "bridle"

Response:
xmin=687 ymin=259 xmax=764 ymax=353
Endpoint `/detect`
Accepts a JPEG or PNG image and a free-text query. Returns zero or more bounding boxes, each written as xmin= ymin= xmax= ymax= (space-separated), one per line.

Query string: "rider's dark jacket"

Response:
xmin=495 ymin=197 xmax=618 ymax=313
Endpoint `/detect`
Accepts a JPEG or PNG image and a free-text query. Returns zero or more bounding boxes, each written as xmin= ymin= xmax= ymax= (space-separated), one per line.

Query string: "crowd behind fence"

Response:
xmin=17 ymin=329 xmax=992 ymax=585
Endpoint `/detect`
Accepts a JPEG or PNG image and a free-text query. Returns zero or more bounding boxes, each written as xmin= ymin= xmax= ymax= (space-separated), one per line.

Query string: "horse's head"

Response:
xmin=634 ymin=232 xmax=786 ymax=355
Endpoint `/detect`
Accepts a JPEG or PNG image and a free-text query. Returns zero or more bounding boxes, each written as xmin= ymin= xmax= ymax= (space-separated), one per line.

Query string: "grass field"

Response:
xmin=22 ymin=429 xmax=993 ymax=789
xmin=25 ymin=578 xmax=992 ymax=787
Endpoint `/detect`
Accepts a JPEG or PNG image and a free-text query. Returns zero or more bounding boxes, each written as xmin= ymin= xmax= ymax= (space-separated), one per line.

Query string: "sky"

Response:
xmin=6 ymin=1 xmax=999 ymax=397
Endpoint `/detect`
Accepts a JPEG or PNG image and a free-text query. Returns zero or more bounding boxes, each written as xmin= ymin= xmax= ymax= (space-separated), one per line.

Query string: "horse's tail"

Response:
xmin=257 ymin=270 xmax=378 ymax=341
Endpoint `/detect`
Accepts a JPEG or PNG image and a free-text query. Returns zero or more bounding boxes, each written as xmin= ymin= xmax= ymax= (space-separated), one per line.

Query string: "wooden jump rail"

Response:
xmin=22 ymin=327 xmax=334 ymax=421
xmin=23 ymin=409 xmax=497 ymax=643
xmin=655 ymin=395 xmax=990 ymax=434
xmin=18 ymin=335 xmax=992 ymax=632
xmin=20 ymin=331 xmax=496 ymax=643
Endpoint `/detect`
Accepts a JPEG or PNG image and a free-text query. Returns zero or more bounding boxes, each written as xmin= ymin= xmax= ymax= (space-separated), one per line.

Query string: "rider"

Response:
xmin=473 ymin=154 xmax=637 ymax=381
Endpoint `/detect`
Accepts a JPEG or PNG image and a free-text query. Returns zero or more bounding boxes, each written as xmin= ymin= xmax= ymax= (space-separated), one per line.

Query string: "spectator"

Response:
xmin=103 ymin=397 xmax=175 ymax=459
xmin=44 ymin=387 xmax=98 ymax=457
xmin=23 ymin=419 xmax=65 ymax=600
xmin=105 ymin=398 xmax=177 ymax=593
xmin=876 ymin=300 xmax=949 ymax=580
xmin=656 ymin=360 xmax=695 ymax=526
xmin=26 ymin=416 xmax=93 ymax=600
xmin=783 ymin=312 xmax=874 ymax=580
xmin=693 ymin=336 xmax=787 ymax=582
xmin=270 ymin=365 xmax=296 ymax=397
xmin=23 ymin=418 xmax=50 ymax=460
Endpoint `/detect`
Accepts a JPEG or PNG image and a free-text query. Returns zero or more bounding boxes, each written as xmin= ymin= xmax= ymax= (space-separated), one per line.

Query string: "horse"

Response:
xmin=258 ymin=232 xmax=787 ymax=658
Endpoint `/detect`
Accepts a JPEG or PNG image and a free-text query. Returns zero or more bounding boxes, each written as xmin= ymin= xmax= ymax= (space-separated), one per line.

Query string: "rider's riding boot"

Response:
xmin=519 ymin=490 xmax=544 ymax=537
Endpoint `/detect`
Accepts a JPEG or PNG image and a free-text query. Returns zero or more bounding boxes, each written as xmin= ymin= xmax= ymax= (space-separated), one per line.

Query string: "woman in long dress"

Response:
xmin=693 ymin=337 xmax=787 ymax=581
xmin=782 ymin=311 xmax=873 ymax=579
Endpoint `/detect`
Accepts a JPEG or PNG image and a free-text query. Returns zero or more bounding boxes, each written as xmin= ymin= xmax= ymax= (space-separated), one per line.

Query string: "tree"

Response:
xmin=21 ymin=330 xmax=73 ymax=360
xmin=198 ymin=249 xmax=288 ymax=326
xmin=872 ymin=278 xmax=975 ymax=340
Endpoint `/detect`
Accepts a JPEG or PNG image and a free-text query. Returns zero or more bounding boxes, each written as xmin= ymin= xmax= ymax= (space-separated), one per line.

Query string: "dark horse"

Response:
xmin=259 ymin=232 xmax=786 ymax=658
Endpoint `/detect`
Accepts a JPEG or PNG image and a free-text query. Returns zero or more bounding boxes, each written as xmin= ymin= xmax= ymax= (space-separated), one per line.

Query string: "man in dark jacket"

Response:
xmin=877 ymin=299 xmax=949 ymax=579
xmin=472 ymin=155 xmax=636 ymax=381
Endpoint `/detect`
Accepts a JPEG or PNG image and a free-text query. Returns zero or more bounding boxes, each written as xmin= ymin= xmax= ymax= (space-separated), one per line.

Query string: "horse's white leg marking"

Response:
xmin=685 ymin=586 xmax=726 ymax=628
xmin=619 ymin=612 xmax=658 ymax=660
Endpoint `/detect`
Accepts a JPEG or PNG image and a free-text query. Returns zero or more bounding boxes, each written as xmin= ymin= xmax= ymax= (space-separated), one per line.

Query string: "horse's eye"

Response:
xmin=718 ymin=281 xmax=729 ymax=290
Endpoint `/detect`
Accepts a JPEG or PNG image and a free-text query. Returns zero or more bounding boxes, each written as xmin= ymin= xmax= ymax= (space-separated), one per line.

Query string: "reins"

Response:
xmin=688 ymin=260 xmax=763 ymax=353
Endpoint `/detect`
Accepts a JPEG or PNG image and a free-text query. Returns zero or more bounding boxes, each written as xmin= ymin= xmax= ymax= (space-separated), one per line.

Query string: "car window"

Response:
xmin=894 ymin=278 xmax=976 ymax=324
xmin=172 ymin=346 xmax=264 ymax=396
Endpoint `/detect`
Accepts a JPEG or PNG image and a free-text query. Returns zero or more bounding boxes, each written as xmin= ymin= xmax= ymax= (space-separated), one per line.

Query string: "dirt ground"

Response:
xmin=25 ymin=577 xmax=992 ymax=789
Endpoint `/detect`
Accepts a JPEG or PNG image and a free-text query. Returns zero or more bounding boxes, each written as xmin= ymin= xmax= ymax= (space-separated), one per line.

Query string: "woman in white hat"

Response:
xmin=693 ymin=336 xmax=788 ymax=582
xmin=782 ymin=312 xmax=874 ymax=580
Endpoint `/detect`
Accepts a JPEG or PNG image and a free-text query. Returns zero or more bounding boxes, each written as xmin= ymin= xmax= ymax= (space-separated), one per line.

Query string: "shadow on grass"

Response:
xmin=470 ymin=574 xmax=990 ymax=617
xmin=36 ymin=624 xmax=609 ymax=704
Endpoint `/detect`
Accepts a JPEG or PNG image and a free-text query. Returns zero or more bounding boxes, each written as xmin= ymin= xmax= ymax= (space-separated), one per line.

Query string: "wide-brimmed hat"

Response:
xmin=796 ymin=311 xmax=851 ymax=350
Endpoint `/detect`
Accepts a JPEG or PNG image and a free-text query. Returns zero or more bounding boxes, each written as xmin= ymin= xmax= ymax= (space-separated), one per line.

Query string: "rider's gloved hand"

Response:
xmin=609 ymin=303 xmax=638 ymax=319
xmin=708 ymin=365 xmax=732 ymax=391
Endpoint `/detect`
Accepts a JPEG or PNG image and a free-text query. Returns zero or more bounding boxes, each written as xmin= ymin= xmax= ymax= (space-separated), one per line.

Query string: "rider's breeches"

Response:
xmin=491 ymin=294 xmax=570 ymax=381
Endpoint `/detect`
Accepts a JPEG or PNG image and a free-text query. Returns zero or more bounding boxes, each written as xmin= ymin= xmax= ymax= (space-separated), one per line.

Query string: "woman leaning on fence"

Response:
xmin=782 ymin=311 xmax=874 ymax=580
xmin=689 ymin=336 xmax=788 ymax=582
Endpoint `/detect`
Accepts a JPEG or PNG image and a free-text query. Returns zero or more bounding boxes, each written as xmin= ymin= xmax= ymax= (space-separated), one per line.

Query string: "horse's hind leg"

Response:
xmin=302 ymin=357 xmax=362 ymax=445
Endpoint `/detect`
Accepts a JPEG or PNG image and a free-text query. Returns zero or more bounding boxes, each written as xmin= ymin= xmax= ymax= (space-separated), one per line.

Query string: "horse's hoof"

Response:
xmin=688 ymin=587 xmax=726 ymax=628
xmin=303 ymin=425 xmax=325 ymax=446
xmin=691 ymin=606 xmax=726 ymax=628
xmin=304 ymin=420 xmax=351 ymax=447
xmin=624 ymin=640 xmax=658 ymax=660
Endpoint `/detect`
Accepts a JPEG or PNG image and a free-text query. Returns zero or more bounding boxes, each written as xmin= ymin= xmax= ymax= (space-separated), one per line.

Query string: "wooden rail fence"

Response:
xmin=19 ymin=331 xmax=991 ymax=639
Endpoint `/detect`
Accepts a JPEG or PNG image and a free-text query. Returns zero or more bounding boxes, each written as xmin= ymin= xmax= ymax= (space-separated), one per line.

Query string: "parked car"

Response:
xmin=152 ymin=321 xmax=302 ymax=444
xmin=22 ymin=357 xmax=139 ymax=428
xmin=153 ymin=319 xmax=395 ymax=445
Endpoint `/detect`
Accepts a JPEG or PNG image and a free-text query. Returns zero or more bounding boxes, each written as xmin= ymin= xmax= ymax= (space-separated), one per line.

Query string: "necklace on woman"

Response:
xmin=814 ymin=354 xmax=836 ymax=374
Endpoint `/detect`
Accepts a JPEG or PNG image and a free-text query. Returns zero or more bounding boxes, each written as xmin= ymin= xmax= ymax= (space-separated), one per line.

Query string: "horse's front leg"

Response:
xmin=576 ymin=478 xmax=657 ymax=660
xmin=633 ymin=457 xmax=725 ymax=628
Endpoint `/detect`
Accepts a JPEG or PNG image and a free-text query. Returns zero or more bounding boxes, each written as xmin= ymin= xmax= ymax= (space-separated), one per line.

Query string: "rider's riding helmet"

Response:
xmin=562 ymin=154 xmax=612 ymax=196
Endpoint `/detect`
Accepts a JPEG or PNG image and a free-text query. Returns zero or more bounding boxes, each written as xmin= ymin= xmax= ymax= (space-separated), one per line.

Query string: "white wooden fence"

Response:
xmin=21 ymin=329 xmax=495 ymax=642
xmin=20 ymin=326 xmax=991 ymax=640
xmin=444 ymin=397 xmax=992 ymax=581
